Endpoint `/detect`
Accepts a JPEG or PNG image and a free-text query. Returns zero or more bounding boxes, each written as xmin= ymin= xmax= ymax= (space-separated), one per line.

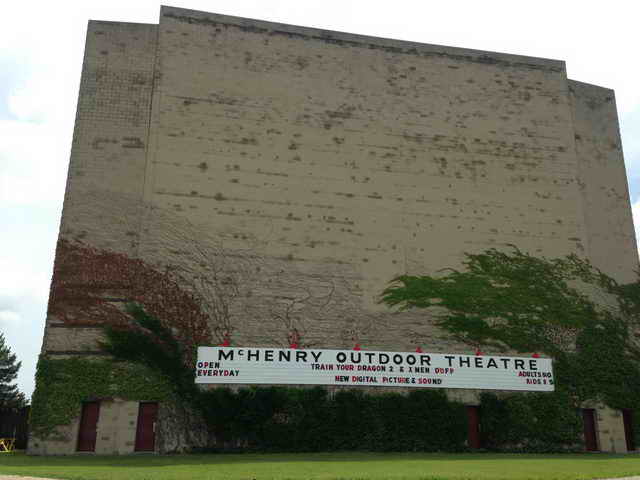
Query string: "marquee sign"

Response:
xmin=195 ymin=347 xmax=554 ymax=392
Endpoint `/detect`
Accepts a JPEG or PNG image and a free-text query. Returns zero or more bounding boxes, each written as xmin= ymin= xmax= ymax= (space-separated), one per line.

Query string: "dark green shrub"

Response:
xmin=480 ymin=391 xmax=582 ymax=452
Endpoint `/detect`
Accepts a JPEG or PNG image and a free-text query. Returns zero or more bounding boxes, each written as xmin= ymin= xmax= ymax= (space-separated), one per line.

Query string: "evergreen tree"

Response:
xmin=0 ymin=333 xmax=26 ymax=408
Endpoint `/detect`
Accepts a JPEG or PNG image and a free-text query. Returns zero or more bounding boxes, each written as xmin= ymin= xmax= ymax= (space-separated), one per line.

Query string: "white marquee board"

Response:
xmin=195 ymin=347 xmax=554 ymax=391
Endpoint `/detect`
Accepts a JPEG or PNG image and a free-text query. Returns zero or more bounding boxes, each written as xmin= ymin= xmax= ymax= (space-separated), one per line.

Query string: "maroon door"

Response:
xmin=77 ymin=401 xmax=100 ymax=452
xmin=622 ymin=409 xmax=635 ymax=452
xmin=467 ymin=406 xmax=481 ymax=449
xmin=582 ymin=409 xmax=598 ymax=451
xmin=135 ymin=402 xmax=158 ymax=452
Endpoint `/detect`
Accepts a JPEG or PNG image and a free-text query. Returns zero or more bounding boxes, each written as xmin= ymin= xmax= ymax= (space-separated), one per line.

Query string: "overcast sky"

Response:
xmin=1 ymin=0 xmax=639 ymax=398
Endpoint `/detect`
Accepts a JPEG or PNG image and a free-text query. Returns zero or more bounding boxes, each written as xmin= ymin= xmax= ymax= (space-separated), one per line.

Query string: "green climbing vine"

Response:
xmin=196 ymin=387 xmax=470 ymax=452
xmin=381 ymin=247 xmax=640 ymax=407
xmin=381 ymin=247 xmax=640 ymax=451
xmin=32 ymin=243 xmax=640 ymax=452
xmin=30 ymin=303 xmax=205 ymax=441
xmin=30 ymin=357 xmax=172 ymax=438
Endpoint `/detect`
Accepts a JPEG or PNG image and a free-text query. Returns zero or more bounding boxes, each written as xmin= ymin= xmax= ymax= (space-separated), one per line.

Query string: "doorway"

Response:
xmin=134 ymin=402 xmax=158 ymax=452
xmin=467 ymin=406 xmax=481 ymax=449
xmin=622 ymin=409 xmax=635 ymax=452
xmin=77 ymin=401 xmax=100 ymax=452
xmin=582 ymin=408 xmax=598 ymax=451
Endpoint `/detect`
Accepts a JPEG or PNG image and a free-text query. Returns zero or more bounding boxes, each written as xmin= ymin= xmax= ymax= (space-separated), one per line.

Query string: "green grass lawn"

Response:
xmin=0 ymin=452 xmax=639 ymax=480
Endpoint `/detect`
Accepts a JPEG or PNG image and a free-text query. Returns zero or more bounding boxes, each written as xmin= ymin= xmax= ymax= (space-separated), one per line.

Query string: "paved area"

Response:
xmin=1 ymin=477 xmax=63 ymax=480
xmin=0 ymin=475 xmax=53 ymax=480
xmin=1 ymin=477 xmax=62 ymax=480
xmin=1 ymin=477 xmax=61 ymax=480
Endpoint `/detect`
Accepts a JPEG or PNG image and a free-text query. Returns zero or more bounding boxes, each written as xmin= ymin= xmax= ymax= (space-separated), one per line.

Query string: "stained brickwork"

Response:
xmin=59 ymin=20 xmax=157 ymax=254
xmin=33 ymin=7 xmax=638 ymax=454
xmin=570 ymin=80 xmax=638 ymax=283
xmin=147 ymin=7 xmax=589 ymax=291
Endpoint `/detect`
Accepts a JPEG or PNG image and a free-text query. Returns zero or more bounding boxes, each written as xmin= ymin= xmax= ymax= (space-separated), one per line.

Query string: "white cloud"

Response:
xmin=0 ymin=119 xmax=70 ymax=208
xmin=8 ymin=82 xmax=57 ymax=124
xmin=0 ymin=262 xmax=52 ymax=306
xmin=0 ymin=311 xmax=20 ymax=325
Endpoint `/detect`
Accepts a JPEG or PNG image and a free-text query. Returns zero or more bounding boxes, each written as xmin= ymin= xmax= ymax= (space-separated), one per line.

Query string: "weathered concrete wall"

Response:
xmin=570 ymin=80 xmax=638 ymax=283
xmin=582 ymin=402 xmax=634 ymax=453
xmin=28 ymin=399 xmax=141 ymax=455
xmin=46 ymin=8 xmax=640 ymax=356
xmin=27 ymin=418 xmax=80 ymax=455
xmin=34 ymin=6 xmax=638 ymax=454
xmin=58 ymin=20 xmax=157 ymax=253
xmin=147 ymin=7 xmax=589 ymax=292
xmin=140 ymin=6 xmax=592 ymax=349
xmin=31 ymin=20 xmax=158 ymax=456
xmin=41 ymin=20 xmax=156 ymax=352
xmin=93 ymin=399 xmax=139 ymax=455
xmin=596 ymin=407 xmax=631 ymax=453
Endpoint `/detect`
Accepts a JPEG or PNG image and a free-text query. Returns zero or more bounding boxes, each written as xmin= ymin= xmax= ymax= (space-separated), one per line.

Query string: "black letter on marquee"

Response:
xmin=219 ymin=350 xmax=234 ymax=361
xmin=279 ymin=350 xmax=291 ymax=362
xmin=248 ymin=350 xmax=259 ymax=361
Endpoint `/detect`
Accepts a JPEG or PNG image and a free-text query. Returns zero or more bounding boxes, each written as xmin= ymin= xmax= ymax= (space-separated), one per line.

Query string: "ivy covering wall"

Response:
xmin=200 ymin=387 xmax=468 ymax=452
xmin=479 ymin=391 xmax=582 ymax=452
xmin=34 ymin=242 xmax=640 ymax=452
xmin=201 ymin=387 xmax=592 ymax=452
xmin=32 ymin=356 xmax=638 ymax=452
xmin=30 ymin=357 xmax=173 ymax=438
xmin=201 ymin=387 xmax=596 ymax=453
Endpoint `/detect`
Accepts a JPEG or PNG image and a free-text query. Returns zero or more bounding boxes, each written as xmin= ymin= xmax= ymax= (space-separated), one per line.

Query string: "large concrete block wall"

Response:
xmin=146 ymin=7 xmax=590 ymax=296
xmin=596 ymin=406 xmax=632 ymax=453
xmin=41 ymin=21 xmax=157 ymax=356
xmin=570 ymin=80 xmax=638 ymax=283
xmin=34 ymin=6 xmax=638 ymax=453
xmin=58 ymin=20 xmax=157 ymax=253
xmin=32 ymin=21 xmax=161 ymax=455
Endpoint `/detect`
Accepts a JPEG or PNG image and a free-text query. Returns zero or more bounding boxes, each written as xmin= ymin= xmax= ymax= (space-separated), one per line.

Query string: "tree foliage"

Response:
xmin=0 ymin=333 xmax=27 ymax=408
